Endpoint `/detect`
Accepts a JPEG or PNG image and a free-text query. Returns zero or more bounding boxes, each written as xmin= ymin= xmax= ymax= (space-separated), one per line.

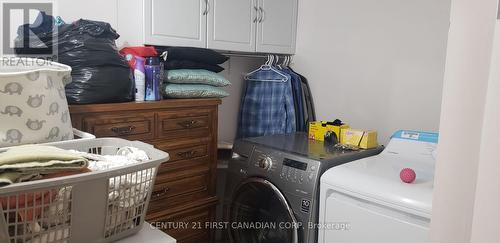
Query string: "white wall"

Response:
xmin=430 ymin=0 xmax=499 ymax=242
xmin=55 ymin=0 xmax=118 ymax=27
xmin=470 ymin=19 xmax=500 ymax=243
xmin=293 ymin=0 xmax=451 ymax=144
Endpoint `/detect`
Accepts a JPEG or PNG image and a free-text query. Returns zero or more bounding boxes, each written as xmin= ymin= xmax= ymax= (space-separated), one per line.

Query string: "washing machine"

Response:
xmin=318 ymin=130 xmax=438 ymax=243
xmin=224 ymin=133 xmax=383 ymax=243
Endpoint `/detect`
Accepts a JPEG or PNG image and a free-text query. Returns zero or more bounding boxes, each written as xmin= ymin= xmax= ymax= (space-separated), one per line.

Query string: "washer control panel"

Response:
xmin=280 ymin=158 xmax=318 ymax=184
xmin=250 ymin=148 xmax=320 ymax=190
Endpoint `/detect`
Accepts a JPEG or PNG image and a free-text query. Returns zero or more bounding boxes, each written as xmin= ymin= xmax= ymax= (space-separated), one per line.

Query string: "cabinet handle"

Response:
xmin=177 ymin=120 xmax=198 ymax=128
xmin=253 ymin=6 xmax=259 ymax=23
xmin=110 ymin=125 xmax=136 ymax=135
xmin=259 ymin=7 xmax=265 ymax=23
xmin=177 ymin=150 xmax=197 ymax=159
xmin=203 ymin=0 xmax=209 ymax=15
xmin=152 ymin=187 xmax=170 ymax=200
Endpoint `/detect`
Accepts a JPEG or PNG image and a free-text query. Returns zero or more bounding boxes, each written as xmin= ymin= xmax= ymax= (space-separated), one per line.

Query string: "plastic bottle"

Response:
xmin=134 ymin=56 xmax=146 ymax=101
xmin=144 ymin=57 xmax=162 ymax=101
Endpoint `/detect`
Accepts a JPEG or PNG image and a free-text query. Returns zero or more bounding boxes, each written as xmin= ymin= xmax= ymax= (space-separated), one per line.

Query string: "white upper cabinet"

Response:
xmin=117 ymin=0 xmax=297 ymax=53
xmin=256 ymin=0 xmax=298 ymax=54
xmin=207 ymin=0 xmax=257 ymax=52
xmin=144 ymin=0 xmax=207 ymax=48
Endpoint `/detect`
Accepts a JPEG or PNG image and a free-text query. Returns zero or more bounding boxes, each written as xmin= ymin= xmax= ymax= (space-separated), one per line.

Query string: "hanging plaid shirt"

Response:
xmin=238 ymin=70 xmax=296 ymax=138
xmin=282 ymin=67 xmax=306 ymax=132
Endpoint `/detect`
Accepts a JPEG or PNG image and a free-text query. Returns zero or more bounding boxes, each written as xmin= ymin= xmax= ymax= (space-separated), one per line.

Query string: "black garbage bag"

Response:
xmin=15 ymin=16 xmax=133 ymax=104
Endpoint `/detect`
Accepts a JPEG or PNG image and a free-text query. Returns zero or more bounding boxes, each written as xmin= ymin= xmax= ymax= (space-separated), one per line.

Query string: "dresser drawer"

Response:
xmin=148 ymin=204 xmax=215 ymax=243
xmin=167 ymin=144 xmax=209 ymax=162
xmin=153 ymin=138 xmax=212 ymax=177
xmin=82 ymin=113 xmax=155 ymax=140
xmin=156 ymin=109 xmax=213 ymax=139
xmin=157 ymin=156 xmax=211 ymax=182
xmin=148 ymin=172 xmax=210 ymax=213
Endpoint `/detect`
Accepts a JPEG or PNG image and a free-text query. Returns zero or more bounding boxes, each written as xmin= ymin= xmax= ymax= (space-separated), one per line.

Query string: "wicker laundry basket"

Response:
xmin=0 ymin=138 xmax=169 ymax=243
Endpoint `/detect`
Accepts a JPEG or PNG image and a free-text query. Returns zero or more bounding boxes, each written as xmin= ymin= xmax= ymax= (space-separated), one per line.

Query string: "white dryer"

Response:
xmin=318 ymin=130 xmax=438 ymax=243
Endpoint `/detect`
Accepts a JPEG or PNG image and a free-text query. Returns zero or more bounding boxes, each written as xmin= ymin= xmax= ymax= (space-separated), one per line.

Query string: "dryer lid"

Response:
xmin=321 ymin=131 xmax=438 ymax=218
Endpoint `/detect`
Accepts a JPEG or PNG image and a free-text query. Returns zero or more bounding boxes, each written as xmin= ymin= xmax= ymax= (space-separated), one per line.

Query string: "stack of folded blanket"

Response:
xmin=155 ymin=46 xmax=231 ymax=99
xmin=0 ymin=145 xmax=89 ymax=187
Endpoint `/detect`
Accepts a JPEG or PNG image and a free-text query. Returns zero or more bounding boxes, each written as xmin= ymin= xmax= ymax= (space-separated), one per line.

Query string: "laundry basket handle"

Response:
xmin=72 ymin=128 xmax=96 ymax=140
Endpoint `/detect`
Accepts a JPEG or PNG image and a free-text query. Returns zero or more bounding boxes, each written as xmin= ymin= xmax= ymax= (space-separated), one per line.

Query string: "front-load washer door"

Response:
xmin=229 ymin=178 xmax=299 ymax=243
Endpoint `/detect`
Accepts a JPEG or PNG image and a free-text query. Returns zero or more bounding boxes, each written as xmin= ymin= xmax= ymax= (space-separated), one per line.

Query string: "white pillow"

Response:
xmin=0 ymin=58 xmax=74 ymax=147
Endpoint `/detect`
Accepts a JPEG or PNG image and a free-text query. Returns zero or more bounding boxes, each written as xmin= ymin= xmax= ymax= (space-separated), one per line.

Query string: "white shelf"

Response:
xmin=115 ymin=223 xmax=176 ymax=243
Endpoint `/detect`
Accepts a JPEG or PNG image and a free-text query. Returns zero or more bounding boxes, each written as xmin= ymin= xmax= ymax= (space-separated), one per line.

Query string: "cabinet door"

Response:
xmin=207 ymin=0 xmax=257 ymax=52
xmin=145 ymin=0 xmax=207 ymax=48
xmin=256 ymin=0 xmax=298 ymax=54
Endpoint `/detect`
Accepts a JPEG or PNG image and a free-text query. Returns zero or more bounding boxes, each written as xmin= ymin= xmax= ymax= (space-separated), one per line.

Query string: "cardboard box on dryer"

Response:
xmin=308 ymin=121 xmax=349 ymax=143
xmin=341 ymin=129 xmax=378 ymax=149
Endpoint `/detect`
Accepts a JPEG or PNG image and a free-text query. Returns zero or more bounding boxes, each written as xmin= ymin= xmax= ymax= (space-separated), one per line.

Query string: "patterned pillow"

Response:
xmin=164 ymin=84 xmax=229 ymax=99
xmin=167 ymin=69 xmax=231 ymax=87
xmin=0 ymin=59 xmax=74 ymax=147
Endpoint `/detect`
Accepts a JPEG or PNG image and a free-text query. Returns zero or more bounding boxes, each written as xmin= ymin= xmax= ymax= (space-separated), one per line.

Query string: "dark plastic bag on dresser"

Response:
xmin=15 ymin=18 xmax=134 ymax=104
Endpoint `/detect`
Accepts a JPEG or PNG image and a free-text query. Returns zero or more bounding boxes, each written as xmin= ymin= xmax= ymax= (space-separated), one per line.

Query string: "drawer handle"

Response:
xmin=152 ymin=187 xmax=170 ymax=199
xmin=177 ymin=120 xmax=198 ymax=128
xmin=253 ymin=6 xmax=259 ymax=23
xmin=110 ymin=125 xmax=136 ymax=135
xmin=177 ymin=150 xmax=197 ymax=159
xmin=259 ymin=7 xmax=265 ymax=23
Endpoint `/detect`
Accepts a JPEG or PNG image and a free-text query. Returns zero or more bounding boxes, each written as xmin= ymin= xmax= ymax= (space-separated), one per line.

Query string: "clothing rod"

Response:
xmin=221 ymin=52 xmax=293 ymax=58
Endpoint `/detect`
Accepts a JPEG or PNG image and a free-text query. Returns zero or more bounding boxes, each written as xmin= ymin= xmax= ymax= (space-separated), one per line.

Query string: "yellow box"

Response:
xmin=308 ymin=121 xmax=349 ymax=143
xmin=341 ymin=129 xmax=378 ymax=149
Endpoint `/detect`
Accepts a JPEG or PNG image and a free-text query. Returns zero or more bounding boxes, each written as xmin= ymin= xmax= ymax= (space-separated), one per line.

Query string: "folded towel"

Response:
xmin=0 ymin=172 xmax=42 ymax=186
xmin=0 ymin=145 xmax=88 ymax=187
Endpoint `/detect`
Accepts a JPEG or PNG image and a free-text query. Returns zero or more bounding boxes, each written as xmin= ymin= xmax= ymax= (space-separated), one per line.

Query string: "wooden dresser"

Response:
xmin=69 ymin=99 xmax=221 ymax=243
